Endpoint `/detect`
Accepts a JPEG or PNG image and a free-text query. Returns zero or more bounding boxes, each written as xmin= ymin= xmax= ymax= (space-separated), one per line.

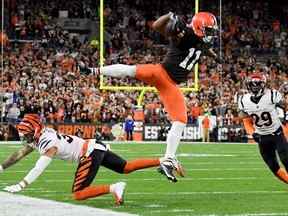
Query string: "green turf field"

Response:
xmin=0 ymin=143 xmax=287 ymax=216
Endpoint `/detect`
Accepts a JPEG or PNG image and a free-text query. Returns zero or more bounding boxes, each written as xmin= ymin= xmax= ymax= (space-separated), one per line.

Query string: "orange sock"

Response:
xmin=242 ymin=117 xmax=255 ymax=135
xmin=124 ymin=158 xmax=160 ymax=174
xmin=73 ymin=185 xmax=110 ymax=200
xmin=276 ymin=168 xmax=288 ymax=184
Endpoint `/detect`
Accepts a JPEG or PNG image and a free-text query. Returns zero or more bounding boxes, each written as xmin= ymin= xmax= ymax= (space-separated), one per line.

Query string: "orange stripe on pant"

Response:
xmin=136 ymin=64 xmax=187 ymax=123
xmin=123 ymin=158 xmax=160 ymax=174
xmin=73 ymin=185 xmax=110 ymax=200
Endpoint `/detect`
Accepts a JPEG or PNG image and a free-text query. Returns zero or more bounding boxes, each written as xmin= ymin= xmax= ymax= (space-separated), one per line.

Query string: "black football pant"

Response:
xmin=257 ymin=127 xmax=288 ymax=174
xmin=72 ymin=149 xmax=127 ymax=192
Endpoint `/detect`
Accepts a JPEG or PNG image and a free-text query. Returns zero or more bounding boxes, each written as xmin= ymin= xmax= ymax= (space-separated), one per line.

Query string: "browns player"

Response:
xmin=0 ymin=114 xmax=160 ymax=204
xmin=80 ymin=12 xmax=220 ymax=182
xmin=239 ymin=74 xmax=288 ymax=184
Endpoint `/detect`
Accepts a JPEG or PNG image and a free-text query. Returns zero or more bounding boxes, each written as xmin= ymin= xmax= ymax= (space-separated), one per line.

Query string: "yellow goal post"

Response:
xmin=99 ymin=0 xmax=199 ymax=106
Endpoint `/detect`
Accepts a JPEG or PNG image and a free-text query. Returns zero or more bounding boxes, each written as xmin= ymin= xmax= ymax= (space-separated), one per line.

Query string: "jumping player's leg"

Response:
xmin=100 ymin=64 xmax=136 ymax=78
xmin=72 ymin=150 xmax=125 ymax=205
xmin=136 ymin=64 xmax=186 ymax=182
xmin=101 ymin=150 xmax=160 ymax=174
xmin=136 ymin=64 xmax=187 ymax=159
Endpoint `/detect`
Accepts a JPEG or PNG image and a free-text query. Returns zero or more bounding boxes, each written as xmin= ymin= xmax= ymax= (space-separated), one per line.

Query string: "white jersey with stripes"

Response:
xmin=238 ymin=89 xmax=283 ymax=135
xmin=29 ymin=127 xmax=86 ymax=162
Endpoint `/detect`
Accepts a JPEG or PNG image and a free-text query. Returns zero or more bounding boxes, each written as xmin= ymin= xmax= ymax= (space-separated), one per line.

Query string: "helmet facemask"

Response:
xmin=247 ymin=80 xmax=266 ymax=98
xmin=202 ymin=25 xmax=218 ymax=43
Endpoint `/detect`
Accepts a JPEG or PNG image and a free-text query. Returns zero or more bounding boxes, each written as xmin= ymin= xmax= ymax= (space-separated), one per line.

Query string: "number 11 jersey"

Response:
xmin=162 ymin=28 xmax=211 ymax=84
xmin=238 ymin=89 xmax=282 ymax=135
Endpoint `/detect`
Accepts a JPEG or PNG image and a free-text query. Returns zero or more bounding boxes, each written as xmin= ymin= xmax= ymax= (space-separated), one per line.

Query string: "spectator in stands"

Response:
xmin=124 ymin=114 xmax=135 ymax=141
xmin=202 ymin=113 xmax=211 ymax=142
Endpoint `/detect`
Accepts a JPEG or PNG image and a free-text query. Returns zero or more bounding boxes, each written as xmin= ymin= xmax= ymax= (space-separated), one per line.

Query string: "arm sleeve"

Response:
xmin=242 ymin=117 xmax=255 ymax=135
xmin=23 ymin=155 xmax=52 ymax=185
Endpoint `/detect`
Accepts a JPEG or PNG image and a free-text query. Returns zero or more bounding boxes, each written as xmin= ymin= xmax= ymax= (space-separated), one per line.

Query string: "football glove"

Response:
xmin=166 ymin=13 xmax=186 ymax=38
xmin=78 ymin=62 xmax=92 ymax=75
xmin=3 ymin=181 xmax=26 ymax=193
xmin=78 ymin=62 xmax=99 ymax=76
xmin=0 ymin=165 xmax=3 ymax=173
xmin=252 ymin=133 xmax=261 ymax=143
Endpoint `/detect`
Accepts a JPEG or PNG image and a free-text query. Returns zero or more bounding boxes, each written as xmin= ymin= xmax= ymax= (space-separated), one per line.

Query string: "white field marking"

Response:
xmin=147 ymin=209 xmax=195 ymax=214
xmin=177 ymin=153 xmax=236 ymax=157
xmin=143 ymin=204 xmax=166 ymax=208
xmin=0 ymin=192 xmax=136 ymax=216
xmin=4 ymin=167 xmax=266 ymax=174
xmin=7 ymin=190 xmax=286 ymax=196
xmin=127 ymin=191 xmax=288 ymax=195
xmin=0 ymin=141 xmax=257 ymax=145
xmin=199 ymin=214 xmax=288 ymax=216
xmin=183 ymin=161 xmax=263 ymax=165
xmin=0 ymin=176 xmax=257 ymax=185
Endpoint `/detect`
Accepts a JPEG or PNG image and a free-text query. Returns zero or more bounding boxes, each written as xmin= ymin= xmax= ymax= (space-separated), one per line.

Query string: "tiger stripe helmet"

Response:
xmin=16 ymin=114 xmax=43 ymax=142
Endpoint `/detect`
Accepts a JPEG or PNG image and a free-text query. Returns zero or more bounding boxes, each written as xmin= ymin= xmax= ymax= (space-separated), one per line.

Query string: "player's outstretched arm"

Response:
xmin=0 ymin=145 xmax=34 ymax=172
xmin=152 ymin=12 xmax=173 ymax=36
xmin=3 ymin=146 xmax=57 ymax=193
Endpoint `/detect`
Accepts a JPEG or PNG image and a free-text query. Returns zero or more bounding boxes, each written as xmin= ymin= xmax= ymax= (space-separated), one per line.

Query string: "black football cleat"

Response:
xmin=158 ymin=158 xmax=185 ymax=183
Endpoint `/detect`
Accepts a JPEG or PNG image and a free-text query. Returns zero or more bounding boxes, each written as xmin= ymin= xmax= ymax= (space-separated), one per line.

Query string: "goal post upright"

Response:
xmin=99 ymin=0 xmax=104 ymax=88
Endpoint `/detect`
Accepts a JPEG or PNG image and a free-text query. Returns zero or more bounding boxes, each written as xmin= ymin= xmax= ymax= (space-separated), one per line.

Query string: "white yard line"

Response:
xmin=0 ymin=176 xmax=260 ymax=185
xmin=3 ymin=167 xmax=266 ymax=174
xmin=0 ymin=141 xmax=257 ymax=145
xmin=127 ymin=191 xmax=287 ymax=195
xmin=2 ymin=190 xmax=285 ymax=196
xmin=0 ymin=192 xmax=136 ymax=216
xmin=198 ymin=214 xmax=288 ymax=216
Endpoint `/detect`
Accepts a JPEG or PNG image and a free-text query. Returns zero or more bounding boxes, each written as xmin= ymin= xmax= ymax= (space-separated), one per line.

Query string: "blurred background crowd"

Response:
xmin=0 ymin=0 xmax=288 ymax=140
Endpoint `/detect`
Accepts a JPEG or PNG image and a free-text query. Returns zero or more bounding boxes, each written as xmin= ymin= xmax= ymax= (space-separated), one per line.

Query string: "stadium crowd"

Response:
xmin=1 ymin=0 xmax=288 ymax=141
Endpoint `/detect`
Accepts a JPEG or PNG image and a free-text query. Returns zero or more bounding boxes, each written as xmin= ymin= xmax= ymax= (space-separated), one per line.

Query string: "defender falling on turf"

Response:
xmin=0 ymin=114 xmax=160 ymax=205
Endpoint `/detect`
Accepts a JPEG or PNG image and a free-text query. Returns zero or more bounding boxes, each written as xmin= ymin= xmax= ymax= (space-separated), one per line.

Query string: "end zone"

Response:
xmin=0 ymin=192 xmax=137 ymax=216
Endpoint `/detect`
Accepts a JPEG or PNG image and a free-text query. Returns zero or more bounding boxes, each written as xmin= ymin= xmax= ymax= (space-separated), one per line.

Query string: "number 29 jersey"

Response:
xmin=238 ymin=89 xmax=283 ymax=135
xmin=29 ymin=128 xmax=86 ymax=162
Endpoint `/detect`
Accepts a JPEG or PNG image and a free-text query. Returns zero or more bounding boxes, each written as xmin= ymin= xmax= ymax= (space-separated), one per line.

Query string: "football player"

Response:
xmin=238 ymin=73 xmax=288 ymax=184
xmin=80 ymin=12 xmax=220 ymax=182
xmin=0 ymin=114 xmax=161 ymax=205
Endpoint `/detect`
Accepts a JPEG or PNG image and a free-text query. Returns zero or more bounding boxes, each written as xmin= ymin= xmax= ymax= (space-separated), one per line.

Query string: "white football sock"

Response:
xmin=100 ymin=64 xmax=136 ymax=78
xmin=165 ymin=121 xmax=186 ymax=159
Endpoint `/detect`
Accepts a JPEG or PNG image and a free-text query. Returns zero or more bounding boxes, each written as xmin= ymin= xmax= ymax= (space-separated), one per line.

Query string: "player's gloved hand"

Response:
xmin=77 ymin=61 xmax=93 ymax=75
xmin=3 ymin=181 xmax=26 ymax=193
xmin=252 ymin=133 xmax=261 ymax=143
xmin=0 ymin=165 xmax=3 ymax=173
xmin=166 ymin=13 xmax=186 ymax=37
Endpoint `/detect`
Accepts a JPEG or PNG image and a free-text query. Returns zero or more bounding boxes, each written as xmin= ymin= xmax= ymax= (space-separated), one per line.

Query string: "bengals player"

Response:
xmin=80 ymin=12 xmax=220 ymax=182
xmin=0 ymin=114 xmax=160 ymax=204
xmin=239 ymin=74 xmax=288 ymax=185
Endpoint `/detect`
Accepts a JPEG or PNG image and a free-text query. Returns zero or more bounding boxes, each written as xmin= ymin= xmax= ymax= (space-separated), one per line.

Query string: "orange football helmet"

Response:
xmin=16 ymin=114 xmax=43 ymax=143
xmin=189 ymin=12 xmax=218 ymax=43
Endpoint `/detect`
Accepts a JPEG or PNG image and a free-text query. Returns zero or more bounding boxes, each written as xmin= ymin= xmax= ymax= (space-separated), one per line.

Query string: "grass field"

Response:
xmin=0 ymin=142 xmax=288 ymax=216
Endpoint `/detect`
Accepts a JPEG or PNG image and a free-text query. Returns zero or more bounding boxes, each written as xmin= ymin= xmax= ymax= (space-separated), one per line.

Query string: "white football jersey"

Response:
xmin=238 ymin=89 xmax=283 ymax=135
xmin=30 ymin=128 xmax=86 ymax=162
